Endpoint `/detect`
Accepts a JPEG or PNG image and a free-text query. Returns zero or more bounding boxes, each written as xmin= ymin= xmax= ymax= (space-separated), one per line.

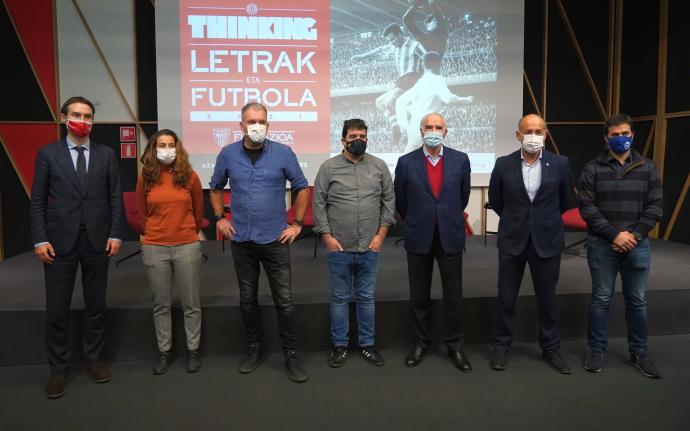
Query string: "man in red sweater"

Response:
xmin=394 ymin=113 xmax=472 ymax=372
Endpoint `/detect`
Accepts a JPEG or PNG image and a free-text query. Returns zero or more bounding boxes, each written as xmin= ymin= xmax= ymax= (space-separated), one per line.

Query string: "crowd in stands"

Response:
xmin=330 ymin=14 xmax=497 ymax=90
xmin=329 ymin=100 xmax=496 ymax=154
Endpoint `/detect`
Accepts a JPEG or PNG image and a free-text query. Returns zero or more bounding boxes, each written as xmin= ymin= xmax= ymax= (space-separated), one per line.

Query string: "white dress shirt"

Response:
xmin=423 ymin=144 xmax=444 ymax=167
xmin=66 ymin=136 xmax=91 ymax=171
xmin=521 ymin=149 xmax=542 ymax=202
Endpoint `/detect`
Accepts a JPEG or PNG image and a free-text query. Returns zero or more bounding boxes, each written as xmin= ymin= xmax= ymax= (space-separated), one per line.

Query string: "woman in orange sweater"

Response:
xmin=136 ymin=129 xmax=204 ymax=375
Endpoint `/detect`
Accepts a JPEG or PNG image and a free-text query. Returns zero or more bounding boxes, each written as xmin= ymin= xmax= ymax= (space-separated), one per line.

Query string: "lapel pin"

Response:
xmin=546 ymin=162 xmax=549 ymax=166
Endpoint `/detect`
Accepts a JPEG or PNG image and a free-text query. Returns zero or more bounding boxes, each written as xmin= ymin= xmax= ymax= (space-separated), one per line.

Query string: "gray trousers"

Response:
xmin=142 ymin=242 xmax=202 ymax=352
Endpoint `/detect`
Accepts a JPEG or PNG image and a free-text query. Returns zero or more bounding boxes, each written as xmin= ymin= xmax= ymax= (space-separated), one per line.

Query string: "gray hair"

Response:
xmin=419 ymin=112 xmax=446 ymax=129
xmin=241 ymin=102 xmax=268 ymax=121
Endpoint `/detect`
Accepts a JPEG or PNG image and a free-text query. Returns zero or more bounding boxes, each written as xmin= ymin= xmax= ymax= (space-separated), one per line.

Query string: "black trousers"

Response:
xmin=230 ymin=240 xmax=297 ymax=351
xmin=493 ymin=236 xmax=561 ymax=352
xmin=406 ymin=226 xmax=465 ymax=350
xmin=44 ymin=229 xmax=109 ymax=374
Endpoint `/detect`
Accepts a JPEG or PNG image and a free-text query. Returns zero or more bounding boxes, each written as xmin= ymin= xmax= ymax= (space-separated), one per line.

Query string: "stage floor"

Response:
xmin=3 ymin=335 xmax=690 ymax=431
xmin=1 ymin=234 xmax=689 ymax=311
xmin=2 ymin=234 xmax=690 ymax=364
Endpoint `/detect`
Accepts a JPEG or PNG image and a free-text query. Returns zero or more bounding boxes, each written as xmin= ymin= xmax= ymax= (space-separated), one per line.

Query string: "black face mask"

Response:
xmin=346 ymin=139 xmax=367 ymax=157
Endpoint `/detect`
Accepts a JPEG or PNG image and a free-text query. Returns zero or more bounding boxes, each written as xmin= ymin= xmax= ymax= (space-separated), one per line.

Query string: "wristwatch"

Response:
xmin=292 ymin=219 xmax=304 ymax=227
xmin=632 ymin=231 xmax=643 ymax=241
xmin=215 ymin=213 xmax=225 ymax=221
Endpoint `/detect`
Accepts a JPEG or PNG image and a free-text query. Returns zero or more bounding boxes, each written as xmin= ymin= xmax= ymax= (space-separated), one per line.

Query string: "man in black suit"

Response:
xmin=488 ymin=114 xmax=575 ymax=374
xmin=394 ymin=112 xmax=472 ymax=372
xmin=30 ymin=96 xmax=124 ymax=398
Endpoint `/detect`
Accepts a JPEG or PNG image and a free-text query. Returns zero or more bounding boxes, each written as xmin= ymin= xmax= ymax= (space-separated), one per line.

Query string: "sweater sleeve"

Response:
xmin=191 ymin=172 xmax=205 ymax=232
xmin=634 ymin=161 xmax=663 ymax=237
xmin=577 ymin=163 xmax=619 ymax=242
xmin=135 ymin=176 xmax=147 ymax=233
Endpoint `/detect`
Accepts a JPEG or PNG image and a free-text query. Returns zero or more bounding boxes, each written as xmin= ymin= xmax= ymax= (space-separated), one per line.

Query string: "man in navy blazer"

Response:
xmin=488 ymin=114 xmax=575 ymax=374
xmin=394 ymin=112 xmax=472 ymax=372
xmin=30 ymin=97 xmax=123 ymax=399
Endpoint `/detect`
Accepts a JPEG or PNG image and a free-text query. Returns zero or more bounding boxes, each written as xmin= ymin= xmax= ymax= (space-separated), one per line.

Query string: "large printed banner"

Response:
xmin=179 ymin=0 xmax=330 ymax=155
xmin=159 ymin=0 xmax=525 ymax=185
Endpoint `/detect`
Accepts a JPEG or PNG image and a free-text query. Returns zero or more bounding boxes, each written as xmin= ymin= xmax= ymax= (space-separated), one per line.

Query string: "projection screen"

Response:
xmin=156 ymin=0 xmax=524 ymax=186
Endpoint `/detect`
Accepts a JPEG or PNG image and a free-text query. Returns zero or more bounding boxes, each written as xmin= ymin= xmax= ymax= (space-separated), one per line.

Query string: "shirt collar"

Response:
xmin=520 ymin=148 xmax=542 ymax=162
xmin=66 ymin=135 xmax=90 ymax=151
xmin=242 ymin=138 xmax=270 ymax=152
xmin=605 ymin=150 xmax=632 ymax=164
xmin=340 ymin=151 xmax=367 ymax=164
xmin=423 ymin=145 xmax=444 ymax=159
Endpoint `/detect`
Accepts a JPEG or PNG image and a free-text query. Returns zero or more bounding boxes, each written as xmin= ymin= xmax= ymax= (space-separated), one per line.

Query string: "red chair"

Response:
xmin=116 ymin=191 xmax=144 ymax=266
xmin=219 ymin=190 xmax=233 ymax=252
xmin=562 ymin=208 xmax=588 ymax=254
xmin=286 ymin=186 xmax=318 ymax=258
xmin=117 ymin=191 xmax=210 ymax=265
xmin=464 ymin=211 xmax=473 ymax=236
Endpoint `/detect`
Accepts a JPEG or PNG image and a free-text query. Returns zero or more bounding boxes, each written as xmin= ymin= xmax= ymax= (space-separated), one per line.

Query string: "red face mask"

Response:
xmin=66 ymin=119 xmax=92 ymax=137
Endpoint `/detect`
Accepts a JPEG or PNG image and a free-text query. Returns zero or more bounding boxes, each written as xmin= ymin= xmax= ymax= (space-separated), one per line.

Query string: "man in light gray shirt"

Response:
xmin=313 ymin=118 xmax=396 ymax=368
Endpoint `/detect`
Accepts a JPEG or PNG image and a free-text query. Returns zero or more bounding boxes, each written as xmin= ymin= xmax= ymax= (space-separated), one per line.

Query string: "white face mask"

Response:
xmin=156 ymin=148 xmax=176 ymax=165
xmin=521 ymin=134 xmax=545 ymax=154
xmin=246 ymin=123 xmax=267 ymax=144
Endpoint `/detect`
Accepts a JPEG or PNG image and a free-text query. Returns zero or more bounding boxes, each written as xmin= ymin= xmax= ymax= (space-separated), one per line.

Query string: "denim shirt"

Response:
xmin=209 ymin=139 xmax=308 ymax=244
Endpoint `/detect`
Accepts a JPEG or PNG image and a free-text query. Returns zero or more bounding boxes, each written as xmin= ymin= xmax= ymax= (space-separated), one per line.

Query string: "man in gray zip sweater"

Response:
xmin=578 ymin=113 xmax=663 ymax=379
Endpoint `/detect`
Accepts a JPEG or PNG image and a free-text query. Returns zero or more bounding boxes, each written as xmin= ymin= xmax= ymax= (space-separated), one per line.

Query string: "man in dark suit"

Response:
xmin=30 ymin=96 xmax=124 ymax=399
xmin=488 ymin=114 xmax=575 ymax=374
xmin=394 ymin=112 xmax=472 ymax=372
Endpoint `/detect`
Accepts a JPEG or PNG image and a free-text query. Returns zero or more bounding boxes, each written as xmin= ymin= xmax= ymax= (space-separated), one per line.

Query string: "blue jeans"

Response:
xmin=328 ymin=250 xmax=380 ymax=347
xmin=586 ymin=235 xmax=651 ymax=354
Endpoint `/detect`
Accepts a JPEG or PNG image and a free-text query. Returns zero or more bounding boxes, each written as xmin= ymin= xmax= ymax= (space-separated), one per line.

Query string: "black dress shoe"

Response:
xmin=542 ymin=350 xmax=572 ymax=374
xmin=186 ymin=349 xmax=202 ymax=373
xmin=360 ymin=345 xmax=385 ymax=366
xmin=328 ymin=346 xmax=348 ymax=368
xmin=405 ymin=345 xmax=428 ymax=368
xmin=237 ymin=343 xmax=264 ymax=374
xmin=489 ymin=348 xmax=508 ymax=371
xmin=284 ymin=350 xmax=309 ymax=383
xmin=152 ymin=351 xmax=170 ymax=375
xmin=448 ymin=349 xmax=472 ymax=373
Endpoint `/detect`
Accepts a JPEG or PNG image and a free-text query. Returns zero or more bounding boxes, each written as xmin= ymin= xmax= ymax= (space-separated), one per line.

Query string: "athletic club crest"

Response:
xmin=213 ymin=128 xmax=231 ymax=148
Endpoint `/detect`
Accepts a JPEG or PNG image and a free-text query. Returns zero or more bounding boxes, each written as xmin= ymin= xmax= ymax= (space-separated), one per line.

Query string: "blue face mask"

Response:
xmin=607 ymin=135 xmax=632 ymax=154
xmin=423 ymin=131 xmax=444 ymax=148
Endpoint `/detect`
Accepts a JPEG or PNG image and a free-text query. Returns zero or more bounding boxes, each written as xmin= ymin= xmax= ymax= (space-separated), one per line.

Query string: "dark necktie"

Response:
xmin=75 ymin=146 xmax=87 ymax=191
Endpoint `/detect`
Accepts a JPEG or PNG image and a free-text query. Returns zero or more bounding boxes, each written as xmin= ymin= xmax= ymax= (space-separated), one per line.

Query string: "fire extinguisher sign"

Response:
xmin=121 ymin=142 xmax=137 ymax=159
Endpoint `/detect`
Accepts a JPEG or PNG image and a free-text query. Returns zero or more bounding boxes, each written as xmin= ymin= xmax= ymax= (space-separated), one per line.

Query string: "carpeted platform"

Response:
xmin=2 ymin=234 xmax=689 ymax=309
xmin=1 ymin=235 xmax=689 ymax=365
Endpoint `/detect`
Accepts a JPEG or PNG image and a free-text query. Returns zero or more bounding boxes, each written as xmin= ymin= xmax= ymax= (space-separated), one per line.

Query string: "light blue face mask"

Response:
xmin=423 ymin=131 xmax=444 ymax=148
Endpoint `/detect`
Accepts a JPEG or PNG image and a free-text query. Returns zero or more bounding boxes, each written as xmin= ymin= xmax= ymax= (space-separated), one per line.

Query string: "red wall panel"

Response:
xmin=0 ymin=124 xmax=59 ymax=193
xmin=5 ymin=0 xmax=57 ymax=117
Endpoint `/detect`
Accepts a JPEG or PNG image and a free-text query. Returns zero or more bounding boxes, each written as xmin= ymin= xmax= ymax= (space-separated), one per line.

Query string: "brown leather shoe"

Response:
xmin=46 ymin=374 xmax=67 ymax=399
xmin=84 ymin=361 xmax=111 ymax=383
